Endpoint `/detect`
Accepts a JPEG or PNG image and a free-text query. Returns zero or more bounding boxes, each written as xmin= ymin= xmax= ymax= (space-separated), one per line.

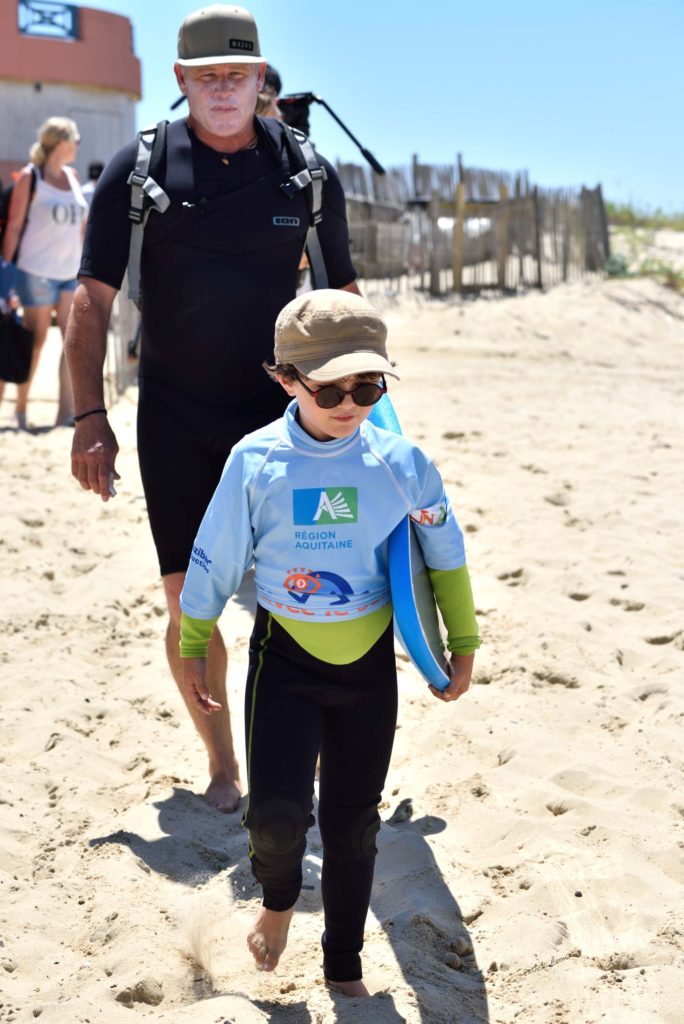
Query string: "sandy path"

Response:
xmin=1 ymin=259 xmax=682 ymax=1023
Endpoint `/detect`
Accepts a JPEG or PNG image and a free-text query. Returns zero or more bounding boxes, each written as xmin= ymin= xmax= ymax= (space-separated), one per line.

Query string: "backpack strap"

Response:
xmin=127 ymin=122 xmax=171 ymax=308
xmin=279 ymin=123 xmax=329 ymax=289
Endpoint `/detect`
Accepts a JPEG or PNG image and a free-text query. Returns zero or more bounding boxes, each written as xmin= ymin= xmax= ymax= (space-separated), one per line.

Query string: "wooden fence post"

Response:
xmin=496 ymin=183 xmax=509 ymax=289
xmin=453 ymin=182 xmax=465 ymax=293
xmin=428 ymin=191 xmax=441 ymax=296
xmin=597 ymin=183 xmax=610 ymax=262
xmin=533 ymin=186 xmax=543 ymax=289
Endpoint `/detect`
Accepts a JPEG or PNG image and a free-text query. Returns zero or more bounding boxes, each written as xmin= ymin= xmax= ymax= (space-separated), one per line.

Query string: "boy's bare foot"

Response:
xmin=326 ymin=978 xmax=370 ymax=997
xmin=204 ymin=774 xmax=241 ymax=813
xmin=247 ymin=905 xmax=295 ymax=972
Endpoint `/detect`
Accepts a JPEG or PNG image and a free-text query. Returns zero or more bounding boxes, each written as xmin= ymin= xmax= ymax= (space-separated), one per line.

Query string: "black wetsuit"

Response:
xmin=243 ymin=605 xmax=398 ymax=983
xmin=80 ymin=116 xmax=356 ymax=574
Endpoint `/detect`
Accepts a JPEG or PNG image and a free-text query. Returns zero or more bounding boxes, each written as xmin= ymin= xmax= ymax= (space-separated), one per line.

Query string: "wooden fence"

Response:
xmin=105 ymin=156 xmax=610 ymax=398
xmin=337 ymin=155 xmax=610 ymax=295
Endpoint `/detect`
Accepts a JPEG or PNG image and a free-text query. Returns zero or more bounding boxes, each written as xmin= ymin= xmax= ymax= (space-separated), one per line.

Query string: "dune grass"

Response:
xmin=605 ymin=223 xmax=684 ymax=293
xmin=605 ymin=202 xmax=684 ymax=232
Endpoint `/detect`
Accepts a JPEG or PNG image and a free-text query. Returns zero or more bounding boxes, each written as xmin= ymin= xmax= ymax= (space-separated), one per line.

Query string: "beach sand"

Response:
xmin=1 ymin=238 xmax=683 ymax=1022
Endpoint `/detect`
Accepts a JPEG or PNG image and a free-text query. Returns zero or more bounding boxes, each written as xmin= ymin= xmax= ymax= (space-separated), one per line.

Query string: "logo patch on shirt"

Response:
xmin=283 ymin=568 xmax=354 ymax=605
xmin=293 ymin=488 xmax=358 ymax=525
xmin=273 ymin=215 xmax=300 ymax=227
xmin=410 ymin=500 xmax=447 ymax=526
xmin=190 ymin=545 xmax=212 ymax=574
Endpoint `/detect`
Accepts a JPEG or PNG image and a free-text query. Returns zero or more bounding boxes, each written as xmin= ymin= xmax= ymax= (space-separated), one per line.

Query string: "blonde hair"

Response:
xmin=29 ymin=117 xmax=79 ymax=167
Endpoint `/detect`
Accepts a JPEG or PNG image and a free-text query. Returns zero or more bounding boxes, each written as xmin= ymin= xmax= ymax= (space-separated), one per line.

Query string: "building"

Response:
xmin=0 ymin=0 xmax=140 ymax=187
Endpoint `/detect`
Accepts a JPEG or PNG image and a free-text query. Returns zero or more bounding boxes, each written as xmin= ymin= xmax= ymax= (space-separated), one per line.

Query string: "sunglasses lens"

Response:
xmin=315 ymin=387 xmax=344 ymax=409
xmin=353 ymin=384 xmax=383 ymax=407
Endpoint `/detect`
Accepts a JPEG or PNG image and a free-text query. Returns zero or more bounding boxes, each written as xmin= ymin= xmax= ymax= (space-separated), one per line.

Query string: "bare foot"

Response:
xmin=204 ymin=772 xmax=242 ymax=813
xmin=247 ymin=905 xmax=295 ymax=972
xmin=326 ymin=978 xmax=370 ymax=997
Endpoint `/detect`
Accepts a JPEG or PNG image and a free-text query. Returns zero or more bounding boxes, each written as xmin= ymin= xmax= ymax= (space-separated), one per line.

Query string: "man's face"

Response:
xmin=174 ymin=62 xmax=265 ymax=140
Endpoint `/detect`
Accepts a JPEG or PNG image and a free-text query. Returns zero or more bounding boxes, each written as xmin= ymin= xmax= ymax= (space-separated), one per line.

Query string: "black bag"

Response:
xmin=0 ymin=310 xmax=33 ymax=383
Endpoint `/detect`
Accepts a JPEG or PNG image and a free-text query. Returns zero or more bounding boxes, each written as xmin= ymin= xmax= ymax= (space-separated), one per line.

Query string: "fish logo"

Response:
xmin=283 ymin=568 xmax=354 ymax=606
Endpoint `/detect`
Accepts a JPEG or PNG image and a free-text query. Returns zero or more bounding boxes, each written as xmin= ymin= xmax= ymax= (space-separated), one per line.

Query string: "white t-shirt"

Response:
xmin=17 ymin=166 xmax=88 ymax=280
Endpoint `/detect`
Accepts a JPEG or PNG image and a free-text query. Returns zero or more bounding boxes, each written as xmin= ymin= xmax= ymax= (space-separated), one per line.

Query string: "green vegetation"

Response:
xmin=605 ymin=202 xmax=684 ymax=231
xmin=605 ymin=225 xmax=684 ymax=293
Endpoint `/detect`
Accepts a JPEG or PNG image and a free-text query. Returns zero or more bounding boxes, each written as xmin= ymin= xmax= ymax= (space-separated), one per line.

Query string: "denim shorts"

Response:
xmin=14 ymin=267 xmax=78 ymax=308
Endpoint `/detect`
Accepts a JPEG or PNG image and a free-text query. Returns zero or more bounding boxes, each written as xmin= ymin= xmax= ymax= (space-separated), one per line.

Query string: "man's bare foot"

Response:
xmin=247 ymin=905 xmax=295 ymax=972
xmin=326 ymin=978 xmax=370 ymax=997
xmin=204 ymin=773 xmax=242 ymax=813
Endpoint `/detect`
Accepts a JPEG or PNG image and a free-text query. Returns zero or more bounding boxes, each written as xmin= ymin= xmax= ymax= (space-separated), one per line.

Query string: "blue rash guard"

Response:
xmin=180 ymin=401 xmax=479 ymax=659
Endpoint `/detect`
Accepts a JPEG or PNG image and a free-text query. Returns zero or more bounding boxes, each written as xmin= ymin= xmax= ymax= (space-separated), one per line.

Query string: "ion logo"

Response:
xmin=293 ymin=488 xmax=358 ymax=525
xmin=273 ymin=216 xmax=300 ymax=227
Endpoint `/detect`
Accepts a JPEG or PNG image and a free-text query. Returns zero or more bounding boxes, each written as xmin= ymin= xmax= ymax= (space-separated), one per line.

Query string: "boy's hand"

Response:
xmin=182 ymin=657 xmax=223 ymax=715
xmin=429 ymin=652 xmax=474 ymax=703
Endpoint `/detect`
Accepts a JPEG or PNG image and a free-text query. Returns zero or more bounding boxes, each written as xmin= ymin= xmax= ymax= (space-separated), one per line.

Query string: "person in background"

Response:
xmin=66 ymin=5 xmax=358 ymax=814
xmin=81 ymin=162 xmax=105 ymax=208
xmin=256 ymin=63 xmax=282 ymax=119
xmin=0 ymin=116 xmax=87 ymax=429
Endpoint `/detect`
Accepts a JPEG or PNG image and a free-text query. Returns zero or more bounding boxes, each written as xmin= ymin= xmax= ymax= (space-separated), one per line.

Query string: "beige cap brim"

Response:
xmin=177 ymin=54 xmax=265 ymax=65
xmin=294 ymin=351 xmax=400 ymax=383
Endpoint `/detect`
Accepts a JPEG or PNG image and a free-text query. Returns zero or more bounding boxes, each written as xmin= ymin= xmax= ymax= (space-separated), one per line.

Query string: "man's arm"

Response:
xmin=338 ymin=280 xmax=362 ymax=296
xmin=65 ymin=276 xmax=120 ymax=501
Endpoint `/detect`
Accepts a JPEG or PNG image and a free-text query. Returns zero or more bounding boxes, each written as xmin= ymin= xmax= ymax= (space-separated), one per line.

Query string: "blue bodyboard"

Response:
xmin=368 ymin=396 xmax=451 ymax=690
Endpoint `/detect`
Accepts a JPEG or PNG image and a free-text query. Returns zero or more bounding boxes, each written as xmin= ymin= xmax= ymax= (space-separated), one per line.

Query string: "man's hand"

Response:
xmin=429 ymin=652 xmax=475 ymax=703
xmin=182 ymin=657 xmax=223 ymax=716
xmin=71 ymin=415 xmax=120 ymax=502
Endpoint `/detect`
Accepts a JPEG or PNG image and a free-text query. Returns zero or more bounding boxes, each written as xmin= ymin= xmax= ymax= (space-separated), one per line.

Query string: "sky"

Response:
xmin=77 ymin=0 xmax=682 ymax=211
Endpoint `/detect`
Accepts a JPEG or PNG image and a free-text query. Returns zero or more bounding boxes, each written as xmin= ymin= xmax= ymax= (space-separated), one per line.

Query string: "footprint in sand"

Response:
xmin=533 ymin=669 xmax=580 ymax=689
xmin=497 ymin=749 xmax=516 ymax=766
xmin=645 ymin=632 xmax=680 ymax=646
xmin=546 ymin=798 xmax=575 ymax=817
xmin=497 ymin=567 xmax=525 ymax=586
xmin=610 ymin=598 xmax=645 ymax=612
xmin=632 ymin=683 xmax=669 ymax=702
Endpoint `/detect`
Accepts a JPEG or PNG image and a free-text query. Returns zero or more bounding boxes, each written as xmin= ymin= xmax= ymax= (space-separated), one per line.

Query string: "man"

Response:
xmin=66 ymin=4 xmax=359 ymax=812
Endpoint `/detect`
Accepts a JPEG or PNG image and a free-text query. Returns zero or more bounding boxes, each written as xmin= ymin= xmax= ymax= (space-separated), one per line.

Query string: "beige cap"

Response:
xmin=177 ymin=5 xmax=263 ymax=66
xmin=274 ymin=290 xmax=399 ymax=383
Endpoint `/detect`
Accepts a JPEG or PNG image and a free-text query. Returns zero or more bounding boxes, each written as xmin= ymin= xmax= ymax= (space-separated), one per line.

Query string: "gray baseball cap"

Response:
xmin=177 ymin=5 xmax=264 ymax=66
xmin=274 ymin=290 xmax=399 ymax=383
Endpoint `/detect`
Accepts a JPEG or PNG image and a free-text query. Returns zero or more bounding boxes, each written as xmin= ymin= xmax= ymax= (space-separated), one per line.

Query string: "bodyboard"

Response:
xmin=368 ymin=396 xmax=451 ymax=690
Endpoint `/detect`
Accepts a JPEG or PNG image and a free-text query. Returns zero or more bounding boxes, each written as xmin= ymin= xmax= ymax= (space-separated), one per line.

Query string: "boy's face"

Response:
xmin=277 ymin=372 xmax=383 ymax=441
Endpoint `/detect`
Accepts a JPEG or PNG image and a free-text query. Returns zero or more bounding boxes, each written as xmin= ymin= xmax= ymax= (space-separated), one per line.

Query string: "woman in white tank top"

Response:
xmin=0 ymin=117 xmax=87 ymax=428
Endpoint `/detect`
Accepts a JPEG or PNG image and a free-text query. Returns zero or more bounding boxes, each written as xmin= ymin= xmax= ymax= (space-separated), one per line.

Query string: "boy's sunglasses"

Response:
xmin=296 ymin=374 xmax=387 ymax=409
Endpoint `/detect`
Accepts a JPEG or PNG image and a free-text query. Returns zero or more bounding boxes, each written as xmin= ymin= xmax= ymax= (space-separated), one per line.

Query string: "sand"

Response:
xmin=1 ymin=234 xmax=683 ymax=1023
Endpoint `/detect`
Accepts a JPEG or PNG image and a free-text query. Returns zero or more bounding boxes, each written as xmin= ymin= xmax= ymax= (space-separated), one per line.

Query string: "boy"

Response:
xmin=179 ymin=290 xmax=480 ymax=996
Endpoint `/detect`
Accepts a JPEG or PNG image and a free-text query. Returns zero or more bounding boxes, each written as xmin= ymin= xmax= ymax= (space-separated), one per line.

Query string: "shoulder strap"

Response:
xmin=279 ymin=123 xmax=329 ymax=289
xmin=3 ymin=165 xmax=38 ymax=262
xmin=62 ymin=164 xmax=86 ymax=206
xmin=127 ymin=121 xmax=171 ymax=308
xmin=27 ymin=164 xmax=38 ymax=203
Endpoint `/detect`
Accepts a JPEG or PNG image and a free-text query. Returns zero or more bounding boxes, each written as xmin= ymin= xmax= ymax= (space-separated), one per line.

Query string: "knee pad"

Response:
xmin=320 ymin=804 xmax=381 ymax=862
xmin=356 ymin=806 xmax=381 ymax=859
xmin=245 ymin=798 xmax=311 ymax=857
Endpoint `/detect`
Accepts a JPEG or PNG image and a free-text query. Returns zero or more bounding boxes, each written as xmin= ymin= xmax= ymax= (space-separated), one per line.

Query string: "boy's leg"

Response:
xmin=318 ymin=622 xmax=398 ymax=984
xmin=243 ymin=609 xmax=322 ymax=968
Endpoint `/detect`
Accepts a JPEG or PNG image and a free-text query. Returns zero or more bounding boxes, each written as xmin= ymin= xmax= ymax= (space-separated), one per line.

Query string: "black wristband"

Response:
xmin=73 ymin=407 xmax=107 ymax=423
